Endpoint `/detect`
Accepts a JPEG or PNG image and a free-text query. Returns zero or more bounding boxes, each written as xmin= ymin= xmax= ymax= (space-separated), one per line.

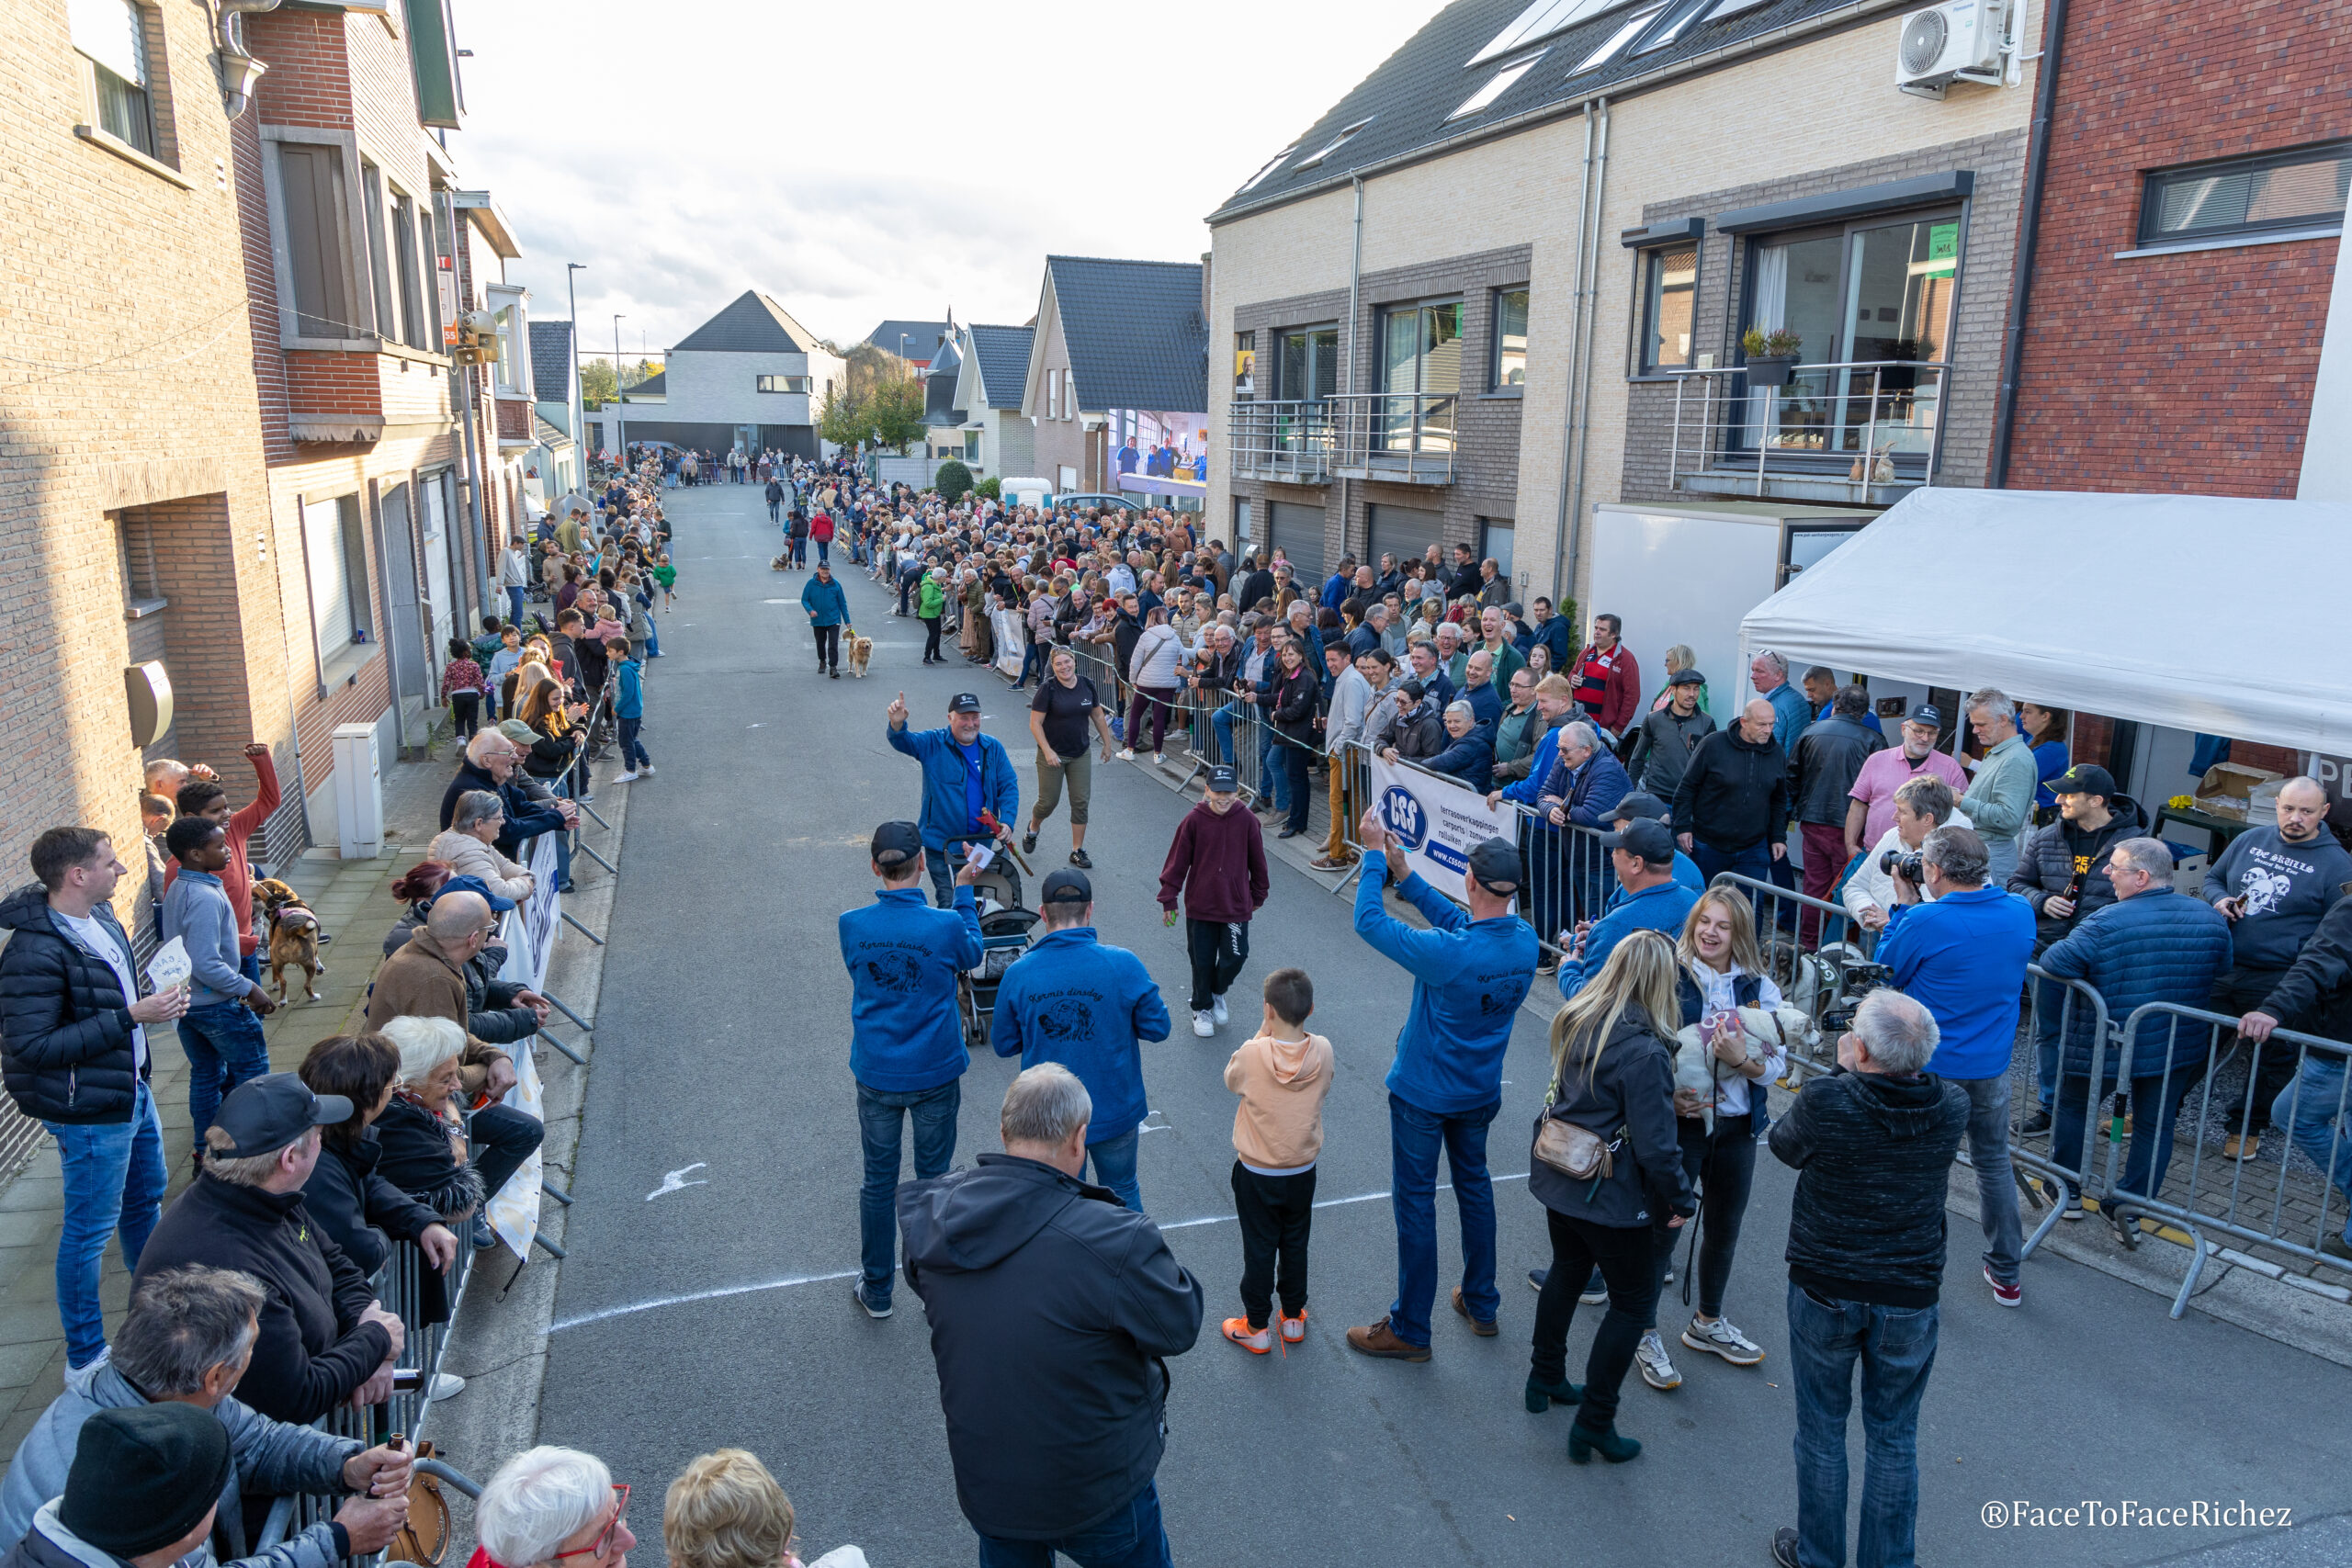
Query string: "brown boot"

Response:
xmin=1345 ymin=1316 xmax=1430 ymax=1361
xmin=1452 ymin=1286 xmax=1498 ymax=1337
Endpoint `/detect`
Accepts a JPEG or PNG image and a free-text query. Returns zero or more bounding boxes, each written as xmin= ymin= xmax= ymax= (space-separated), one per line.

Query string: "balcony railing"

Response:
xmin=1665 ymin=359 xmax=1951 ymax=505
xmin=1229 ymin=391 xmax=1459 ymax=487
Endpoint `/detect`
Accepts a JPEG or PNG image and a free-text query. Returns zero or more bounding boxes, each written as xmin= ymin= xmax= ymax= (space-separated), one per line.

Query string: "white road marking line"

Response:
xmin=548 ymin=1269 xmax=862 ymax=1333
xmin=646 ymin=1163 xmax=709 ymax=1201
xmin=1159 ymin=1172 xmax=1531 ymax=1232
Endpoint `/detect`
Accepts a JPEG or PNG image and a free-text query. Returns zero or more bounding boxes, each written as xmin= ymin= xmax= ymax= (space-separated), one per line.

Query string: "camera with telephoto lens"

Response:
xmin=1879 ymin=848 xmax=1926 ymax=885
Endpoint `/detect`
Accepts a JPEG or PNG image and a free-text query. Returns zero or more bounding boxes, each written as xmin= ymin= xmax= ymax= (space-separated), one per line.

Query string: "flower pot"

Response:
xmin=1744 ymin=355 xmax=1800 ymax=389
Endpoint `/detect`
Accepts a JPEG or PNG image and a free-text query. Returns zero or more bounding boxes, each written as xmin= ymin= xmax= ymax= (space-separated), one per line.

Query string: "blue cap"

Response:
xmin=430 ymin=874 xmax=516 ymax=915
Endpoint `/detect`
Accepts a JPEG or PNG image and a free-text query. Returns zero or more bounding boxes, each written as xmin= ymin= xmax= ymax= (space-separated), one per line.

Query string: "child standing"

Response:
xmin=485 ymin=626 xmax=523 ymax=720
xmin=440 ymin=637 xmax=484 ymax=739
xmin=1156 ymin=764 xmax=1268 ymax=1037
xmin=610 ymin=637 xmax=653 ymax=782
xmin=1221 ymin=966 xmax=1331 ymax=1353
xmin=161 ymin=816 xmax=278 ymax=1156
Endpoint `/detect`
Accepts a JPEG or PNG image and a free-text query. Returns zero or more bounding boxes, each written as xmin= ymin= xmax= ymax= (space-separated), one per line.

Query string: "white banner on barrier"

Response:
xmin=1367 ymin=753 xmax=1517 ymax=906
xmin=991 ymin=608 xmax=1026 ymax=681
xmin=488 ymin=830 xmax=561 ymax=1256
xmin=484 ymin=1045 xmax=545 ymax=1259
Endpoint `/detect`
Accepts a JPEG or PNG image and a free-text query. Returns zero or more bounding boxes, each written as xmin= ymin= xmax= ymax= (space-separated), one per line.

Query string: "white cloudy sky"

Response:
xmin=453 ymin=0 xmax=1446 ymax=359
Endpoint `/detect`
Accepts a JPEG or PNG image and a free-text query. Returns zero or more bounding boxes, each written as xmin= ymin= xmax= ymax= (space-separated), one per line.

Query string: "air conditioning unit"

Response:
xmin=1894 ymin=0 xmax=2009 ymax=98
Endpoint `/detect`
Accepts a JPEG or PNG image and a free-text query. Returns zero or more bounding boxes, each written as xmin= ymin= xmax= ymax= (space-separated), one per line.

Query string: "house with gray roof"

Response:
xmin=865 ymin=320 xmax=952 ymax=372
xmin=1021 ymin=256 xmax=1208 ymax=502
xmin=915 ymin=321 xmax=1038 ymax=480
xmin=527 ymin=321 xmax=582 ymax=495
xmin=584 ymin=289 xmax=846 ymax=458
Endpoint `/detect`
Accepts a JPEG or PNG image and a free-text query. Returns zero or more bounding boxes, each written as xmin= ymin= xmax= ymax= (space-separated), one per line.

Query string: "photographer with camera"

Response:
xmin=1873 ymin=826 xmax=2035 ymax=1306
xmin=1841 ymin=775 xmax=1972 ymax=936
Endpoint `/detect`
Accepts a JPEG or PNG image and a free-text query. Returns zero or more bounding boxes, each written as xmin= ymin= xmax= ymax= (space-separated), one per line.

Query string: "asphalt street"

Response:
xmin=537 ymin=482 xmax=2352 ymax=1567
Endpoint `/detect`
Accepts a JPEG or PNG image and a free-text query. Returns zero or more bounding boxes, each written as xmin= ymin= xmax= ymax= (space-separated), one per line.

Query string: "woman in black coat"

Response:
xmin=1526 ymin=930 xmax=1695 ymax=1464
xmin=376 ymin=1015 xmax=543 ymax=1251
xmin=298 ymin=1033 xmax=459 ymax=1321
xmin=1265 ymin=637 xmax=1320 ymax=840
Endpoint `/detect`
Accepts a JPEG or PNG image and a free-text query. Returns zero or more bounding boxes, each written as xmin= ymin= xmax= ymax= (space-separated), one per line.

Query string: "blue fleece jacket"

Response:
xmin=615 ymin=659 xmax=643 ymax=719
xmin=1559 ymin=879 xmax=1701 ymax=1001
xmin=1498 ymin=726 xmax=1566 ymax=828
xmin=801 ymin=573 xmax=850 ymax=626
xmin=887 ymin=723 xmax=1021 ymax=851
xmin=1354 ymin=863 xmax=1538 ymax=1113
xmin=840 ymin=886 xmax=984 ymax=1091
xmin=1877 ymin=886 xmax=2035 ymax=1079
xmin=1605 ymin=852 xmax=1702 ymax=908
xmin=160 ymin=867 xmax=248 ymax=1008
xmin=991 ymin=927 xmax=1171 ymax=1142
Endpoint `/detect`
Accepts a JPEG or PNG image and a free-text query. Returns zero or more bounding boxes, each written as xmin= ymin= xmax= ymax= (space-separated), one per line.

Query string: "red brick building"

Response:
xmin=1996 ymin=0 xmax=2350 ymax=495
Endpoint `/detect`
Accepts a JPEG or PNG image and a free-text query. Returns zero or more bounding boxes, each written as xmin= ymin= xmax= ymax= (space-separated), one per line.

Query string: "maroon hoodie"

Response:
xmin=1158 ymin=799 xmax=1269 ymax=924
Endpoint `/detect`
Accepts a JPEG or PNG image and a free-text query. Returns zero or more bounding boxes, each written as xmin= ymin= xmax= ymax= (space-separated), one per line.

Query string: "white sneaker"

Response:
xmin=1680 ymin=1315 xmax=1765 ymax=1366
xmin=1635 ymin=1330 xmax=1683 ymax=1390
xmin=1193 ymin=1010 xmax=1216 ymax=1037
xmin=611 ymin=771 xmax=639 ymax=783
xmin=1118 ymin=748 xmax=1137 ymax=761
xmin=639 ymin=763 xmax=655 ymax=776
xmin=424 ymin=1372 xmax=466 ymax=1402
xmin=1211 ymin=993 xmax=1229 ymax=1025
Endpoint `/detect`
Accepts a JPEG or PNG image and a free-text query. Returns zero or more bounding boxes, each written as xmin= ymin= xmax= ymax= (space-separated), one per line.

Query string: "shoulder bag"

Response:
xmin=1532 ymin=1072 xmax=1621 ymax=1182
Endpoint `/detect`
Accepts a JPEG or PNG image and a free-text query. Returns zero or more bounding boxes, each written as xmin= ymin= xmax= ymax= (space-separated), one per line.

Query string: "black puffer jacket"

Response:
xmin=373 ymin=1093 xmax=486 ymax=1221
xmin=1791 ymin=714 xmax=1885 ymax=826
xmin=0 ymin=884 xmax=148 ymax=1125
xmin=2008 ymin=794 xmax=2148 ymax=947
xmin=1528 ymin=1004 xmax=1695 ymax=1228
xmin=302 ymin=1128 xmax=443 ymax=1276
xmin=1769 ymin=1066 xmax=1967 ymax=1307
xmin=1672 ymin=727 xmax=1792 ymax=852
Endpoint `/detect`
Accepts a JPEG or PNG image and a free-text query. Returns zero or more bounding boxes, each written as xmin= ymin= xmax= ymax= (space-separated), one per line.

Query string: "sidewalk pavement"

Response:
xmin=0 ymin=722 xmax=481 ymax=1478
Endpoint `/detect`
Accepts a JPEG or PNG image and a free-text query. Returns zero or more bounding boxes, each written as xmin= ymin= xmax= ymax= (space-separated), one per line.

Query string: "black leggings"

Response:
xmin=1531 ymin=1207 xmax=1657 ymax=1430
xmin=1670 ymin=1111 xmax=1758 ymax=1319
xmin=921 ymin=615 xmax=943 ymax=661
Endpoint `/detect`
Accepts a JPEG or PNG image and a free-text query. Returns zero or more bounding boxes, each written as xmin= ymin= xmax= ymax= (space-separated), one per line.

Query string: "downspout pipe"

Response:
xmin=1550 ymin=106 xmax=1598 ymax=612
xmin=1563 ymin=98 xmax=1610 ymax=618
xmin=1989 ymin=0 xmax=2068 ymax=488
xmin=1344 ymin=175 xmax=1363 ymax=558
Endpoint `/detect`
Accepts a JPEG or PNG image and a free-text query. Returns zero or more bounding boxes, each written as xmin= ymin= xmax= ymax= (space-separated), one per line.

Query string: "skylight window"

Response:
xmin=1467 ymin=0 xmax=1634 ymax=67
xmin=1636 ymin=0 xmax=1714 ymax=53
xmin=1295 ymin=118 xmax=1374 ymax=170
xmin=1570 ymin=2 xmax=1666 ymax=73
xmin=1238 ymin=145 xmax=1298 ymax=193
xmin=1447 ymin=51 xmax=1545 ymax=120
xmin=1702 ymin=0 xmax=1774 ymax=19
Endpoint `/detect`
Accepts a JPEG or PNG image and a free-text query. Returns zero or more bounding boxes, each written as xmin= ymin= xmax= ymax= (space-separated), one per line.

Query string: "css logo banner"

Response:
xmin=1378 ymin=785 xmax=1428 ymax=851
xmin=1368 ymin=756 xmax=1510 ymax=901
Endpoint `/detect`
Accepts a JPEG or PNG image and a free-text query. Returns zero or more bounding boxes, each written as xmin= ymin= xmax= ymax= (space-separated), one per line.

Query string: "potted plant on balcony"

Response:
xmin=1877 ymin=339 xmax=1921 ymax=393
xmin=1741 ymin=326 xmax=1803 ymax=388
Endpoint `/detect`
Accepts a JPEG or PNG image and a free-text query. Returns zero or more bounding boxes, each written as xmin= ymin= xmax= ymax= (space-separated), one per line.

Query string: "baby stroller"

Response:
xmin=957 ymin=861 xmax=1037 ymax=1050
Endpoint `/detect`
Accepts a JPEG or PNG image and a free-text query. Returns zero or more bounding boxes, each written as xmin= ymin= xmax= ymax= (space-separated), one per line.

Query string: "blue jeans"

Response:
xmin=506 ymin=585 xmax=526 ymax=625
xmin=47 ymin=1082 xmax=165 ymax=1369
xmin=1386 ymin=1092 xmax=1499 ymax=1348
xmin=1787 ymin=1281 xmax=1939 ymax=1568
xmin=1086 ymin=1127 xmax=1142 ymax=1213
xmin=856 ymin=1077 xmax=962 ymax=1302
xmin=2051 ymin=1069 xmax=2195 ymax=1202
xmin=1211 ymin=703 xmax=1239 ymax=765
xmin=177 ymin=1000 xmax=270 ymax=1150
xmin=925 ymin=838 xmax=978 ymax=909
xmin=816 ymin=538 xmax=831 ymax=565
xmin=974 ymin=1479 xmax=1172 ymax=1568
xmin=1949 ymin=1073 xmax=2023 ymax=1286
xmin=618 ymin=717 xmax=650 ymax=771
xmin=1690 ymin=838 xmax=1772 ymax=896
xmin=2273 ymin=1054 xmax=2352 ymax=1246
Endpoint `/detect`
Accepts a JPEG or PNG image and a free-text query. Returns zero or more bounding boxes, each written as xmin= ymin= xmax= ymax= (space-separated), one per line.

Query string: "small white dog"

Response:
xmin=1674 ymin=1004 xmax=1817 ymax=1130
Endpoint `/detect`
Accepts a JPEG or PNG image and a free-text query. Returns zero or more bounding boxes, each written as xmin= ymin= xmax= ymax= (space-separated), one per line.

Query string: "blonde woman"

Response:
xmin=664 ymin=1449 xmax=866 ymax=1568
xmin=1524 ymin=930 xmax=1692 ymax=1465
xmin=1648 ymin=644 xmax=1709 ymax=714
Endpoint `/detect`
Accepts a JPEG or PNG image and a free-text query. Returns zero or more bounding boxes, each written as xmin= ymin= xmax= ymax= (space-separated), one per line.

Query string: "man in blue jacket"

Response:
xmin=839 ymin=821 xmax=985 ymax=1318
xmin=2039 ymin=837 xmax=2232 ymax=1213
xmin=1558 ymin=819 xmax=1700 ymax=1001
xmin=1536 ymin=720 xmax=1631 ymax=930
xmin=800 ymin=560 xmax=851 ymax=678
xmin=888 ymin=691 xmax=1019 ymax=906
xmin=1348 ymin=819 xmax=1538 ymax=1359
xmin=991 ymin=871 xmax=1171 ymax=1213
xmin=1875 ymin=825 xmax=2036 ymax=1305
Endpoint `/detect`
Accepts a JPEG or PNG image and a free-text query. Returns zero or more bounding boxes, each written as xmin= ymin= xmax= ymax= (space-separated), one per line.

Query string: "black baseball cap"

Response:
xmin=1906 ymin=703 xmax=1944 ymax=729
xmin=1040 ymin=868 xmax=1093 ymax=905
xmin=1465 ymin=837 xmax=1522 ymax=895
xmin=2053 ymin=762 xmax=2117 ymax=800
xmin=1668 ymin=667 xmax=1705 ymax=688
xmin=1601 ymin=818 xmax=1677 ymax=864
xmin=210 ymin=1073 xmax=352 ymax=1158
xmin=1206 ymin=765 xmax=1238 ymax=793
xmin=948 ymin=693 xmax=982 ymax=714
xmin=871 ymin=820 xmax=923 ymax=866
xmin=430 ymin=874 xmax=515 ymax=916
xmin=1613 ymin=791 xmax=1671 ymax=823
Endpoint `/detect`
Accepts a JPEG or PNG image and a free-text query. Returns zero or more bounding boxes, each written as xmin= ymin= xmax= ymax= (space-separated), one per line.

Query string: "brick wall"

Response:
xmin=2005 ymin=0 xmax=2349 ymax=495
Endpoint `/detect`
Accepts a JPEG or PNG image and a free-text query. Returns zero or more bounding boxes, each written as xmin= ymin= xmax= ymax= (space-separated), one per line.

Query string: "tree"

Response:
xmin=580 ymin=358 xmax=618 ymax=408
xmin=817 ymin=386 xmax=868 ymax=451
xmin=935 ymin=459 xmax=974 ymax=503
xmin=864 ymin=377 xmax=930 ymax=455
xmin=975 ymin=475 xmax=1001 ymax=502
xmin=844 ymin=342 xmax=910 ymax=402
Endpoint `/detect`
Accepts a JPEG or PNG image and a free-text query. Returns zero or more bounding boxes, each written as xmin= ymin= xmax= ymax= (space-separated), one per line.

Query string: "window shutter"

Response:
xmin=303 ymin=499 xmax=355 ymax=655
xmin=70 ymin=0 xmax=146 ymax=85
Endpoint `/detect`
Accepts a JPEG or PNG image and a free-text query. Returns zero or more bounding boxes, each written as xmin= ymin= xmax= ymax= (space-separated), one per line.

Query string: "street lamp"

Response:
xmin=565 ymin=262 xmax=585 ymax=479
xmin=899 ymin=333 xmax=910 ymax=377
xmin=613 ymin=313 xmax=627 ymax=462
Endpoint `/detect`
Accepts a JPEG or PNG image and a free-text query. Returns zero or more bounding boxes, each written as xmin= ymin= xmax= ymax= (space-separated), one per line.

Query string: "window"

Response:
xmin=1491 ymin=288 xmax=1529 ymax=389
xmin=390 ymin=190 xmax=426 ymax=349
xmin=360 ymin=161 xmax=395 ymax=341
xmin=1378 ymin=299 xmax=1462 ymax=453
xmin=1479 ymin=518 xmax=1516 ymax=582
xmin=275 ymin=142 xmax=354 ymax=339
xmin=1571 ymin=3 xmax=1666 ymax=73
xmin=1636 ymin=243 xmax=1697 ymax=372
xmin=2139 ymin=141 xmax=2351 ymax=247
xmin=1295 ymin=118 xmax=1373 ymax=171
xmin=756 ymin=375 xmax=811 ymax=393
xmin=300 ymin=495 xmax=372 ymax=670
xmin=1637 ymin=0 xmax=1715 ymax=53
xmin=966 ymin=430 xmax=981 ymax=463
xmin=1238 ymin=146 xmax=1296 ymax=195
xmin=1702 ymin=0 xmax=1774 ymax=19
xmin=71 ymin=0 xmax=156 ymax=157
xmin=1450 ymin=51 xmax=1544 ymax=120
xmin=492 ymin=301 xmax=518 ymax=390
xmin=117 ymin=513 xmax=165 ymax=615
xmin=1046 ymin=367 xmax=1059 ymax=420
xmin=1277 ymin=326 xmax=1340 ymax=401
xmin=1234 ymin=330 xmax=1257 ymax=396
xmin=1467 ymin=0 xmax=1624 ymax=66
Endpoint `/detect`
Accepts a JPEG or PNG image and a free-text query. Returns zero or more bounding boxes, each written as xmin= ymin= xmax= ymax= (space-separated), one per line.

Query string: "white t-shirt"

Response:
xmin=54 ymin=910 xmax=144 ymax=1076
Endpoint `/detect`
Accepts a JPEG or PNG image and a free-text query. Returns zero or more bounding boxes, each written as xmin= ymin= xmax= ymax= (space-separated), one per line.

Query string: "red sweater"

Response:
xmin=1158 ymin=801 xmax=1270 ymax=924
xmin=161 ymin=751 xmax=281 ymax=956
xmin=1572 ymin=642 xmax=1642 ymax=735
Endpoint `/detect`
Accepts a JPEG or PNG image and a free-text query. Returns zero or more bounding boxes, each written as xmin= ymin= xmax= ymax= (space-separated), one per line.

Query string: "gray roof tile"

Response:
xmin=528 ymin=320 xmax=572 ymax=400
xmin=1046 ymin=256 xmax=1206 ymax=414
xmin=673 ymin=291 xmax=818 ymax=354
xmin=865 ymin=320 xmax=951 ymax=361
xmin=967 ymin=323 xmax=1035 ymax=407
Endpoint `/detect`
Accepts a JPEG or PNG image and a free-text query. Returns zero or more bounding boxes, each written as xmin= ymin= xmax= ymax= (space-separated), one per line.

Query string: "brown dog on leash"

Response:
xmin=252 ymin=878 xmax=324 ymax=1002
xmin=846 ymin=625 xmax=874 ymax=677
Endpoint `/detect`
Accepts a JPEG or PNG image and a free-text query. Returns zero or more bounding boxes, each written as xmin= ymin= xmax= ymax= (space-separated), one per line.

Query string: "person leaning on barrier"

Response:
xmin=1264 ymin=638 xmax=1322 ymax=840
xmin=0 ymin=1265 xmax=414 ymax=1563
xmin=899 ymin=1064 xmax=1204 ymax=1566
xmin=2 ymin=1404 xmax=235 ymax=1568
xmin=2238 ymin=889 xmax=2352 ymax=1264
xmin=1378 ymin=679 xmax=1447 ymax=767
xmin=383 ymin=870 xmax=552 ymax=1050
xmin=130 ymin=1076 xmax=403 ymax=1427
xmin=1459 ymin=650 xmax=1504 ymax=729
xmin=1310 ymin=647 xmax=1376 ymax=873
xmin=1424 ymin=701 xmax=1497 ymax=795
xmin=1765 ymin=990 xmax=1966 ymax=1568
xmin=1490 ymin=669 xmax=1544 ymax=784
xmin=1841 ymin=774 xmax=1973 ymax=934
xmin=2037 ymin=837 xmax=2233 ymax=1213
xmin=2201 ymin=776 xmax=2352 ymax=1161
xmin=1874 ymin=825 xmax=2036 ymax=1307
xmin=376 ymin=1015 xmax=545 ymax=1253
xmin=440 ymin=731 xmax=576 ymax=856
xmin=475 ymin=1447 xmax=637 ymax=1568
xmin=430 ymin=790 xmax=537 ymax=906
xmin=296 ymin=1034 xmax=461 ymax=1282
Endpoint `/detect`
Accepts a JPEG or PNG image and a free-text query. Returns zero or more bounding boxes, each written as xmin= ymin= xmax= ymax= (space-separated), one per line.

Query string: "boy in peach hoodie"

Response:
xmin=1221 ymin=966 xmax=1335 ymax=1353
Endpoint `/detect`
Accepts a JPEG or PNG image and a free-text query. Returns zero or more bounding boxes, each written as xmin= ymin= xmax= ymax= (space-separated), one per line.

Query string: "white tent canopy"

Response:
xmin=1739 ymin=489 xmax=2352 ymax=755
